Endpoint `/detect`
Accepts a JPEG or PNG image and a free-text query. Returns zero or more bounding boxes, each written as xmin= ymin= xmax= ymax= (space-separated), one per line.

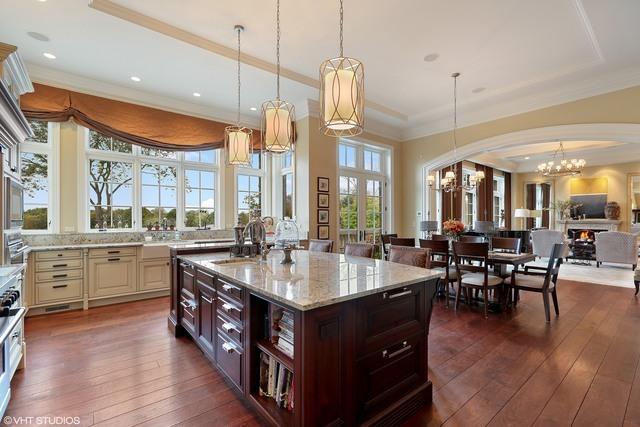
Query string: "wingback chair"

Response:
xmin=531 ymin=230 xmax=565 ymax=259
xmin=595 ymin=231 xmax=638 ymax=270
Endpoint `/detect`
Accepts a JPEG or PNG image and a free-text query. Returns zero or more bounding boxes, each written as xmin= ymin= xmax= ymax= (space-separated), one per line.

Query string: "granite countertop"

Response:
xmin=28 ymin=239 xmax=236 ymax=252
xmin=178 ymin=251 xmax=441 ymax=311
xmin=0 ymin=264 xmax=26 ymax=289
xmin=29 ymin=242 xmax=146 ymax=251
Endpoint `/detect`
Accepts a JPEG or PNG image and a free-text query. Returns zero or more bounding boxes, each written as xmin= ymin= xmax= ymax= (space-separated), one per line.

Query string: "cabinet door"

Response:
xmin=196 ymin=282 xmax=216 ymax=357
xmin=88 ymin=256 xmax=137 ymax=298
xmin=139 ymin=259 xmax=170 ymax=291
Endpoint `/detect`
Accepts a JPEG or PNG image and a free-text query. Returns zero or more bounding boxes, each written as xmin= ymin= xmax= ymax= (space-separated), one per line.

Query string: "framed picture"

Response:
xmin=317 ymin=193 xmax=330 ymax=208
xmin=317 ymin=177 xmax=330 ymax=192
xmin=317 ymin=209 xmax=329 ymax=224
xmin=318 ymin=225 xmax=330 ymax=240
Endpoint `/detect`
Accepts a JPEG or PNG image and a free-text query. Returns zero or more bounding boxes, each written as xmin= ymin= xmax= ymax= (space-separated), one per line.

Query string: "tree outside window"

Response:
xmin=22 ymin=152 xmax=49 ymax=230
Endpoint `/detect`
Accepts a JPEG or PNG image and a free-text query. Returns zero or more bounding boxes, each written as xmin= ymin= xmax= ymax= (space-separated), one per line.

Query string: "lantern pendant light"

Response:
xmin=261 ymin=0 xmax=295 ymax=153
xmin=319 ymin=0 xmax=364 ymax=137
xmin=225 ymin=25 xmax=253 ymax=166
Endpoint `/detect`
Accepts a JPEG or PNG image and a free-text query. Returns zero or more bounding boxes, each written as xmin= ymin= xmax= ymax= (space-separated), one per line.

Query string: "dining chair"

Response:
xmin=308 ymin=239 xmax=334 ymax=253
xmin=381 ymin=233 xmax=398 ymax=260
xmin=344 ymin=243 xmax=375 ymax=258
xmin=459 ymin=235 xmax=484 ymax=243
xmin=420 ymin=238 xmax=457 ymax=307
xmin=452 ymin=242 xmax=504 ymax=319
xmin=430 ymin=234 xmax=449 ymax=241
xmin=389 ymin=237 xmax=416 ymax=247
xmin=491 ymin=237 xmax=522 ymax=278
xmin=504 ymin=243 xmax=564 ymax=322
xmin=388 ymin=246 xmax=431 ymax=268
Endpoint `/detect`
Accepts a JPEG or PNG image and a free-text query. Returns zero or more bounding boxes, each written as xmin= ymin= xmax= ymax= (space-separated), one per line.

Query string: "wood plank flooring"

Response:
xmin=6 ymin=280 xmax=639 ymax=426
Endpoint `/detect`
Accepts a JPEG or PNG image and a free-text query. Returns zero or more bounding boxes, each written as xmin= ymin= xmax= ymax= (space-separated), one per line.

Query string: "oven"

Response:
xmin=4 ymin=232 xmax=28 ymax=265
xmin=5 ymin=177 xmax=23 ymax=230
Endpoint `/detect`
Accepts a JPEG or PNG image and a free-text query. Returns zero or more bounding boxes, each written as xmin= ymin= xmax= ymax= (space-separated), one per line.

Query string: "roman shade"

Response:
xmin=20 ymin=83 xmax=263 ymax=151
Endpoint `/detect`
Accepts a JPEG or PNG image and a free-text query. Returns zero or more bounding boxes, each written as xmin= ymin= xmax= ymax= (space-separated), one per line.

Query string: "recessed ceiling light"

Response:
xmin=524 ymin=156 xmax=530 ymax=160
xmin=27 ymin=31 xmax=49 ymax=42
xmin=130 ymin=76 xmax=141 ymax=82
xmin=37 ymin=0 xmax=47 ymax=2
xmin=192 ymin=92 xmax=201 ymax=97
xmin=42 ymin=52 xmax=56 ymax=59
xmin=249 ymin=107 xmax=257 ymax=111
xmin=423 ymin=53 xmax=439 ymax=62
xmin=472 ymin=87 xmax=486 ymax=94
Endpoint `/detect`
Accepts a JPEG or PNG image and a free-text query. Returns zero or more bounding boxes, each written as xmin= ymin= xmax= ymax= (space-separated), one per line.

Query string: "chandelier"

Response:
xmin=225 ymin=25 xmax=253 ymax=167
xmin=537 ymin=142 xmax=585 ymax=177
xmin=427 ymin=73 xmax=484 ymax=192
xmin=261 ymin=0 xmax=295 ymax=153
xmin=319 ymin=0 xmax=364 ymax=137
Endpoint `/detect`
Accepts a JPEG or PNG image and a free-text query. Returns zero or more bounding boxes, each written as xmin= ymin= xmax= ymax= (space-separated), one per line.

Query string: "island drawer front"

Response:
xmin=216 ymin=330 xmax=243 ymax=391
xmin=216 ymin=277 xmax=243 ymax=303
xmin=36 ymin=269 xmax=83 ymax=282
xmin=180 ymin=294 xmax=197 ymax=337
xmin=216 ymin=312 xmax=243 ymax=347
xmin=89 ymin=247 xmax=137 ymax=258
xmin=180 ymin=262 xmax=196 ymax=295
xmin=35 ymin=250 xmax=82 ymax=261
xmin=355 ymin=283 xmax=425 ymax=355
xmin=356 ymin=332 xmax=426 ymax=419
xmin=35 ymin=279 xmax=83 ymax=304
xmin=196 ymin=269 xmax=215 ymax=287
xmin=217 ymin=294 xmax=244 ymax=325
xmin=36 ymin=259 xmax=83 ymax=272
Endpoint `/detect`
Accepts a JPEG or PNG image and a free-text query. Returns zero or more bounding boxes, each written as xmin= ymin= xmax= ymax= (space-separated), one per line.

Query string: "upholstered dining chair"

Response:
xmin=504 ymin=243 xmax=564 ymax=322
xmin=389 ymin=237 xmax=416 ymax=247
xmin=531 ymin=229 xmax=565 ymax=259
xmin=344 ymin=243 xmax=375 ymax=258
xmin=491 ymin=237 xmax=522 ymax=278
xmin=388 ymin=246 xmax=431 ymax=268
xmin=308 ymin=239 xmax=334 ymax=253
xmin=420 ymin=238 xmax=458 ymax=307
xmin=381 ymin=233 xmax=398 ymax=260
xmin=452 ymin=242 xmax=504 ymax=319
xmin=459 ymin=235 xmax=484 ymax=243
xmin=430 ymin=234 xmax=449 ymax=241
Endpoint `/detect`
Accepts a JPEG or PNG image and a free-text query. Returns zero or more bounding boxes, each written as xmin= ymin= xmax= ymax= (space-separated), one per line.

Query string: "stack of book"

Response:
xmin=258 ymin=352 xmax=294 ymax=411
xmin=271 ymin=306 xmax=294 ymax=358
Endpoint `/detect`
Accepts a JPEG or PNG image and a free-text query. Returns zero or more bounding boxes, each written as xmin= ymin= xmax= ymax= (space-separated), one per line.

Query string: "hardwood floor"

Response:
xmin=6 ymin=280 xmax=640 ymax=426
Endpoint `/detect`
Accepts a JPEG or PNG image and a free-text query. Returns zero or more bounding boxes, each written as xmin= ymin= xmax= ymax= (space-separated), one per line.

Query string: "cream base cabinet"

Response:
xmin=88 ymin=256 xmax=137 ymax=298
xmin=139 ymin=259 xmax=170 ymax=291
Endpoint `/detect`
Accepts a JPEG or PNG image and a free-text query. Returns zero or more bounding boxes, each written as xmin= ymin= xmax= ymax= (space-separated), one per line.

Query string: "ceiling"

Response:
xmin=1 ymin=0 xmax=640 ymax=140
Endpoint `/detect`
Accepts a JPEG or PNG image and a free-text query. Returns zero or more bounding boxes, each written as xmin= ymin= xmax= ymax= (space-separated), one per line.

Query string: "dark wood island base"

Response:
xmin=169 ymin=249 xmax=439 ymax=426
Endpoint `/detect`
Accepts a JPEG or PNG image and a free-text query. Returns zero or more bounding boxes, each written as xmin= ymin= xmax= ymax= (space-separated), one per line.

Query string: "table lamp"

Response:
xmin=514 ymin=208 xmax=531 ymax=230
xmin=420 ymin=220 xmax=439 ymax=239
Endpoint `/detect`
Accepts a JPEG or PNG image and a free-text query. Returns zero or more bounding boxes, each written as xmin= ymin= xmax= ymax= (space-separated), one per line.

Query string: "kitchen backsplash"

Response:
xmin=24 ymin=229 xmax=234 ymax=247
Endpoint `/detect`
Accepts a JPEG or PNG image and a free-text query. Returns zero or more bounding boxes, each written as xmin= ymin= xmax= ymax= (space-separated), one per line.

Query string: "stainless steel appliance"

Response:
xmin=0 ymin=264 xmax=26 ymax=417
xmin=4 ymin=231 xmax=27 ymax=265
xmin=5 ymin=177 xmax=23 ymax=230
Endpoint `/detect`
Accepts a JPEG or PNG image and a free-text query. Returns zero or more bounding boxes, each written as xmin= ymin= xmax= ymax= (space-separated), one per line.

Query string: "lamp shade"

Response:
xmin=530 ymin=209 xmax=542 ymax=218
xmin=225 ymin=126 xmax=253 ymax=166
xmin=420 ymin=220 xmax=439 ymax=232
xmin=319 ymin=57 xmax=364 ymax=136
xmin=514 ymin=208 xmax=531 ymax=218
xmin=444 ymin=170 xmax=456 ymax=180
xmin=473 ymin=221 xmax=495 ymax=233
xmin=261 ymin=99 xmax=295 ymax=153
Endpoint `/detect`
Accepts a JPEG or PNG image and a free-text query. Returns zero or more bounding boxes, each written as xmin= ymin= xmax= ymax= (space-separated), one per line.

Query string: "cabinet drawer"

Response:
xmin=36 ymin=269 xmax=83 ymax=283
xmin=216 ymin=331 xmax=243 ymax=391
xmin=88 ymin=256 xmax=137 ymax=298
xmin=356 ymin=333 xmax=425 ymax=418
xmin=217 ymin=277 xmax=243 ymax=303
xmin=217 ymin=294 xmax=243 ymax=325
xmin=35 ymin=250 xmax=82 ymax=261
xmin=36 ymin=259 xmax=83 ymax=272
xmin=180 ymin=262 xmax=196 ymax=296
xmin=355 ymin=283 xmax=425 ymax=355
xmin=89 ymin=247 xmax=137 ymax=258
xmin=35 ymin=279 xmax=83 ymax=304
xmin=196 ymin=269 xmax=215 ymax=287
xmin=216 ymin=312 xmax=243 ymax=347
xmin=180 ymin=293 xmax=197 ymax=337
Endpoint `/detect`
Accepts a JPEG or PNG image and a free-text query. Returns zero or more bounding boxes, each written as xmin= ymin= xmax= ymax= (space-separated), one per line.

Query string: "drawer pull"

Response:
xmin=382 ymin=288 xmax=412 ymax=300
xmin=222 ymin=283 xmax=239 ymax=292
xmin=201 ymin=295 xmax=214 ymax=304
xmin=57 ymin=254 xmax=63 ymax=257
xmin=180 ymin=300 xmax=196 ymax=310
xmin=52 ymin=284 xmax=68 ymax=289
xmin=382 ymin=341 xmax=411 ymax=359
xmin=52 ymin=264 xmax=68 ymax=268
xmin=107 ymin=250 xmax=120 ymax=254
xmin=52 ymin=274 xmax=68 ymax=279
xmin=222 ymin=303 xmax=240 ymax=313
xmin=221 ymin=322 xmax=237 ymax=333
xmin=107 ymin=258 xmax=121 ymax=262
xmin=222 ymin=341 xmax=238 ymax=354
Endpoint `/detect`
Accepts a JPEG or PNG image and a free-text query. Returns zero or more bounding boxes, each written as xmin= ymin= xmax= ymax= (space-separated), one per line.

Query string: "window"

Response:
xmin=237 ymin=174 xmax=261 ymax=225
xmin=282 ymin=173 xmax=293 ymax=219
xmin=339 ymin=144 xmax=356 ymax=168
xmin=185 ymin=150 xmax=216 ymax=164
xmin=282 ymin=151 xmax=292 ymax=169
xmin=339 ymin=176 xmax=359 ymax=244
xmin=141 ymin=147 xmax=177 ymax=159
xmin=88 ymin=159 xmax=133 ymax=229
xmin=363 ymin=149 xmax=382 ymax=172
xmin=462 ymin=169 xmax=476 ymax=226
xmin=89 ymin=131 xmax=132 ymax=153
xmin=185 ymin=169 xmax=216 ymax=228
xmin=493 ymin=175 xmax=505 ymax=227
xmin=140 ymin=163 xmax=177 ymax=227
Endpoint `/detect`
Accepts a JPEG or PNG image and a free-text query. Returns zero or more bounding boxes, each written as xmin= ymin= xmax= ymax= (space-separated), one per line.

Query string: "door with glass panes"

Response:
xmin=338 ymin=174 xmax=385 ymax=253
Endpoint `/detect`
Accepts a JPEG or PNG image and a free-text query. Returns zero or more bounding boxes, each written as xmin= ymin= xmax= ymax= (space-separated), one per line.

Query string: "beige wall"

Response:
xmin=401 ymin=85 xmax=640 ymax=236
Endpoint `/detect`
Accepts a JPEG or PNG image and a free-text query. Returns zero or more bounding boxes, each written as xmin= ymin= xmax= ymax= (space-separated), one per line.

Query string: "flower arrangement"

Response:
xmin=548 ymin=200 xmax=582 ymax=220
xmin=443 ymin=219 xmax=465 ymax=239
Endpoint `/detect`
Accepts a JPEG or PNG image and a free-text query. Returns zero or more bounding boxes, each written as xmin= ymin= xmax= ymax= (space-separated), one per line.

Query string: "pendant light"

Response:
xmin=261 ymin=0 xmax=295 ymax=153
xmin=225 ymin=25 xmax=253 ymax=166
xmin=319 ymin=0 xmax=364 ymax=137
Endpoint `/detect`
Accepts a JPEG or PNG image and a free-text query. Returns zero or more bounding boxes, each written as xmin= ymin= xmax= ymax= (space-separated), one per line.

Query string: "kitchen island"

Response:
xmin=169 ymin=250 xmax=439 ymax=426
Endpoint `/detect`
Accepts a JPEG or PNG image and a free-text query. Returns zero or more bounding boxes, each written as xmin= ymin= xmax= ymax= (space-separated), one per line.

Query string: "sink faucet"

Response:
xmin=243 ymin=217 xmax=266 ymax=246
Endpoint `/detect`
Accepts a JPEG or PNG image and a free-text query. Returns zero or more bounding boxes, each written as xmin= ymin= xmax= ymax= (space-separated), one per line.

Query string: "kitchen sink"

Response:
xmin=210 ymin=257 xmax=257 ymax=266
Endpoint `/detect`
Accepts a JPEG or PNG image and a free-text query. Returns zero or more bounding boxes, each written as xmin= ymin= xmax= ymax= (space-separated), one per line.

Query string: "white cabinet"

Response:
xmin=88 ymin=255 xmax=136 ymax=298
xmin=139 ymin=259 xmax=170 ymax=291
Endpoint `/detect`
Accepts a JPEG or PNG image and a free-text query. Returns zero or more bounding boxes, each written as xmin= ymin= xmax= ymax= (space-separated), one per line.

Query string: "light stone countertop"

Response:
xmin=28 ymin=239 xmax=236 ymax=252
xmin=178 ymin=250 xmax=441 ymax=311
xmin=28 ymin=242 xmax=146 ymax=252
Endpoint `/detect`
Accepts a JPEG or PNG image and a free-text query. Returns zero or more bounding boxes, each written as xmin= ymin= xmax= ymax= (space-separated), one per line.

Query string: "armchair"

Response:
xmin=531 ymin=230 xmax=565 ymax=259
xmin=595 ymin=231 xmax=638 ymax=271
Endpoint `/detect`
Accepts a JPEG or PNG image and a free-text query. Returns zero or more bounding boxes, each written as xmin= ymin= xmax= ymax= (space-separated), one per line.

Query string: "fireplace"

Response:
xmin=567 ymin=228 xmax=607 ymax=242
xmin=566 ymin=228 xmax=606 ymax=263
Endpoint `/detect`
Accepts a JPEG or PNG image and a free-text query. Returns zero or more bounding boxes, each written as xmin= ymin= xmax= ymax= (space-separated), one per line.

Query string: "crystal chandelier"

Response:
xmin=427 ymin=73 xmax=484 ymax=192
xmin=225 ymin=25 xmax=253 ymax=166
xmin=261 ymin=0 xmax=295 ymax=153
xmin=537 ymin=142 xmax=585 ymax=177
xmin=319 ymin=0 xmax=364 ymax=137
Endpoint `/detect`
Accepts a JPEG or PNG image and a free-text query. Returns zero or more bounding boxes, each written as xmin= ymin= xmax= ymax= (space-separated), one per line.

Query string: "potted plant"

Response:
xmin=548 ymin=200 xmax=582 ymax=220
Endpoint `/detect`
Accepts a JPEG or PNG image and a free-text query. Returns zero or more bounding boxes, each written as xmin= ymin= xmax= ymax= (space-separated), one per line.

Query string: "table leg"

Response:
xmin=635 ymin=280 xmax=639 ymax=296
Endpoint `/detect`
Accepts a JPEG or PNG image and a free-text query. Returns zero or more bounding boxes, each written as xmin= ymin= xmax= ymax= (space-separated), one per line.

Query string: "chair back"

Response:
xmin=388 ymin=246 xmax=431 ymax=268
xmin=542 ymin=243 xmax=565 ymax=290
xmin=419 ymin=239 xmax=450 ymax=278
xmin=459 ymin=235 xmax=484 ymax=243
xmin=452 ymin=242 xmax=489 ymax=276
xmin=381 ymin=233 xmax=398 ymax=257
xmin=344 ymin=243 xmax=375 ymax=258
xmin=430 ymin=233 xmax=449 ymax=241
xmin=308 ymin=239 xmax=334 ymax=253
xmin=389 ymin=237 xmax=415 ymax=247
xmin=531 ymin=230 xmax=564 ymax=258
xmin=594 ymin=231 xmax=638 ymax=265
xmin=492 ymin=237 xmax=521 ymax=253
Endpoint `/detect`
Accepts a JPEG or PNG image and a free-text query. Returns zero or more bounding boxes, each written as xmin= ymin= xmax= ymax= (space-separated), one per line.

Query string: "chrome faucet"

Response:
xmin=243 ymin=217 xmax=266 ymax=245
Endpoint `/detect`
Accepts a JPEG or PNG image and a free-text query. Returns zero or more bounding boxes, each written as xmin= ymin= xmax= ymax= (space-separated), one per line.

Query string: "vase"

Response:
xmin=604 ymin=201 xmax=620 ymax=220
